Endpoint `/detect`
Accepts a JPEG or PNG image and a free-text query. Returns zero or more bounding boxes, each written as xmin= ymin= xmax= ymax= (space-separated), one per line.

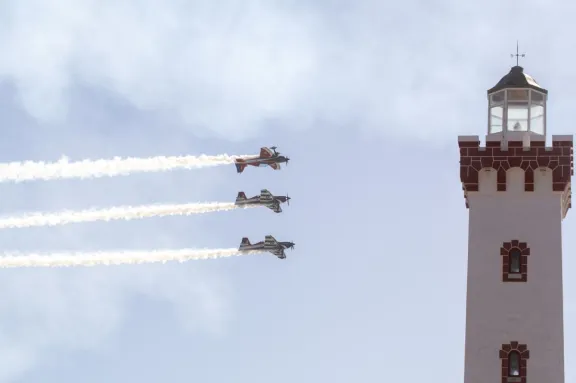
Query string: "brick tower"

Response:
xmin=459 ymin=65 xmax=573 ymax=382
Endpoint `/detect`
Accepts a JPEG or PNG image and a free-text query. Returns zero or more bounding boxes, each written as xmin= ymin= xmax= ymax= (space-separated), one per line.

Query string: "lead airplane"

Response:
xmin=238 ymin=235 xmax=295 ymax=259
xmin=234 ymin=146 xmax=290 ymax=173
xmin=234 ymin=189 xmax=290 ymax=213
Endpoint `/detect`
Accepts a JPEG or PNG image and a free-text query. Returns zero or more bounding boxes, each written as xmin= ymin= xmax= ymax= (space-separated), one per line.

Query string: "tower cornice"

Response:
xmin=458 ymin=135 xmax=573 ymax=218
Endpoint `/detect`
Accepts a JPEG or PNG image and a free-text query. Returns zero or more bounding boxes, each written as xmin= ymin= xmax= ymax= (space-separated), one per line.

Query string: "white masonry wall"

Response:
xmin=463 ymin=166 xmax=565 ymax=383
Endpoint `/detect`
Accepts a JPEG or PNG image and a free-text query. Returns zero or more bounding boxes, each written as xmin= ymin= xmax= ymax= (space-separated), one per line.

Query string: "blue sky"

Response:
xmin=1 ymin=0 xmax=576 ymax=381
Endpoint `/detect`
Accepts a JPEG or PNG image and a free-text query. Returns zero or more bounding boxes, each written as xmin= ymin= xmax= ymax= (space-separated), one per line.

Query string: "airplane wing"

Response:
xmin=268 ymin=162 xmax=281 ymax=170
xmin=264 ymin=235 xmax=279 ymax=247
xmin=266 ymin=203 xmax=282 ymax=213
xmin=260 ymin=189 xmax=274 ymax=201
xmin=259 ymin=147 xmax=273 ymax=158
xmin=270 ymin=248 xmax=286 ymax=259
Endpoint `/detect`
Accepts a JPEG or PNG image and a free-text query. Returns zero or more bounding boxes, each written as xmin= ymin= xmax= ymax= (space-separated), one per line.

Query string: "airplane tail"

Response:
xmin=239 ymin=237 xmax=251 ymax=249
xmin=235 ymin=192 xmax=247 ymax=203
xmin=234 ymin=159 xmax=246 ymax=173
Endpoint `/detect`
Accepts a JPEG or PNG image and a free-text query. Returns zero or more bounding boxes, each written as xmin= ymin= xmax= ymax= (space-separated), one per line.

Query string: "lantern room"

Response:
xmin=487 ymin=66 xmax=547 ymax=137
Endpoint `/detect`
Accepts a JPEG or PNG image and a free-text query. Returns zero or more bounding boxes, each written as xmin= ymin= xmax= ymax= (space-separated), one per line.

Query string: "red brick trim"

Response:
xmin=500 ymin=341 xmax=529 ymax=383
xmin=459 ymin=139 xmax=573 ymax=209
xmin=501 ymin=240 xmax=530 ymax=282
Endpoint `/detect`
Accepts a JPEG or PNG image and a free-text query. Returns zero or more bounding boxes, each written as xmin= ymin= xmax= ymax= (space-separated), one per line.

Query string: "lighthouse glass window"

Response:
xmin=506 ymin=89 xmax=529 ymax=132
xmin=509 ymin=249 xmax=521 ymax=274
xmin=530 ymin=90 xmax=546 ymax=135
xmin=490 ymin=106 xmax=504 ymax=133
xmin=508 ymin=351 xmax=520 ymax=376
xmin=489 ymin=91 xmax=505 ymax=133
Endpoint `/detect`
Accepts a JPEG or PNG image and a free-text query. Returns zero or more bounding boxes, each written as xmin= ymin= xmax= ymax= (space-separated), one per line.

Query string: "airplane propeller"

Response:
xmin=286 ymin=194 xmax=290 ymax=205
xmin=285 ymin=157 xmax=290 ymax=166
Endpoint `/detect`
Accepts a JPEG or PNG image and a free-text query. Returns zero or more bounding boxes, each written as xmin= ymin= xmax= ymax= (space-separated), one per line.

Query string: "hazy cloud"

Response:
xmin=1 ymin=0 xmax=560 ymax=141
xmin=0 ymin=265 xmax=231 ymax=382
xmin=2 ymin=0 xmax=576 ymax=381
xmin=0 ymin=139 xmax=235 ymax=382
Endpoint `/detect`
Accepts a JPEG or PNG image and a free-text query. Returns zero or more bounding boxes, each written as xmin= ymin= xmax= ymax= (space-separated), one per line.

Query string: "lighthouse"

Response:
xmin=459 ymin=65 xmax=573 ymax=382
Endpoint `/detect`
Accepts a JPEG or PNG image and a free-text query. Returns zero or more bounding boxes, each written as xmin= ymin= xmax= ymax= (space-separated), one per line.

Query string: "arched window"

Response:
xmin=500 ymin=342 xmax=529 ymax=381
xmin=508 ymin=351 xmax=520 ymax=376
xmin=509 ymin=248 xmax=521 ymax=274
xmin=501 ymin=241 xmax=529 ymax=282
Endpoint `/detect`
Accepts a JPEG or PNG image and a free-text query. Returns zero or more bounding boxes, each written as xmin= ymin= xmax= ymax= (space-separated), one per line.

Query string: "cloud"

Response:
xmin=0 ymin=135 xmax=235 ymax=382
xmin=0 ymin=0 xmax=319 ymax=139
xmin=2 ymin=0 xmax=561 ymax=141
xmin=0 ymin=264 xmax=231 ymax=382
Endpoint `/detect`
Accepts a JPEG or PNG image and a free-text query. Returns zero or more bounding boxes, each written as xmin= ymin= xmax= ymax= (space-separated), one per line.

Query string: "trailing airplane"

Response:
xmin=235 ymin=189 xmax=290 ymax=213
xmin=238 ymin=235 xmax=295 ymax=259
xmin=234 ymin=146 xmax=290 ymax=173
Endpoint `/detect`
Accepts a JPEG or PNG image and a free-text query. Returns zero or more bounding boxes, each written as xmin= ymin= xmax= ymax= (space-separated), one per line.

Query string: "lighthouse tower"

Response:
xmin=459 ymin=65 xmax=573 ymax=383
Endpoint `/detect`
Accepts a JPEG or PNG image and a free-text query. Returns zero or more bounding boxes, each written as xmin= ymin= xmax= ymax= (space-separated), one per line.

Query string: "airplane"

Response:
xmin=235 ymin=189 xmax=291 ymax=213
xmin=238 ymin=235 xmax=295 ymax=259
xmin=234 ymin=146 xmax=290 ymax=173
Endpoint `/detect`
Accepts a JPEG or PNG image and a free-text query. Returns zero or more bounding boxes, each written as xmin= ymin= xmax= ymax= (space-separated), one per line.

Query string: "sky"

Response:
xmin=1 ymin=0 xmax=576 ymax=381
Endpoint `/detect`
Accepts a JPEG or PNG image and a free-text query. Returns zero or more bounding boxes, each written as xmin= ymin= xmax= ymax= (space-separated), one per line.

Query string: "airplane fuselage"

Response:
xmin=235 ymin=197 xmax=261 ymax=205
xmin=239 ymin=242 xmax=267 ymax=251
xmin=239 ymin=242 xmax=291 ymax=252
xmin=236 ymin=197 xmax=279 ymax=206
xmin=234 ymin=147 xmax=289 ymax=173
xmin=241 ymin=156 xmax=288 ymax=166
xmin=235 ymin=195 xmax=284 ymax=212
xmin=239 ymin=236 xmax=293 ymax=259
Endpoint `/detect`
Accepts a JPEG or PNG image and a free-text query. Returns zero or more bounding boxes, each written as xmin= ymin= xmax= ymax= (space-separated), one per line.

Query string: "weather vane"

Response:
xmin=511 ymin=41 xmax=525 ymax=66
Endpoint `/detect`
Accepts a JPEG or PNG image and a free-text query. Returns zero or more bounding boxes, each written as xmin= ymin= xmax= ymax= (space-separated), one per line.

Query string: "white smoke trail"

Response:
xmin=0 ymin=153 xmax=252 ymax=183
xmin=0 ymin=202 xmax=257 ymax=229
xmin=0 ymin=248 xmax=264 ymax=268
